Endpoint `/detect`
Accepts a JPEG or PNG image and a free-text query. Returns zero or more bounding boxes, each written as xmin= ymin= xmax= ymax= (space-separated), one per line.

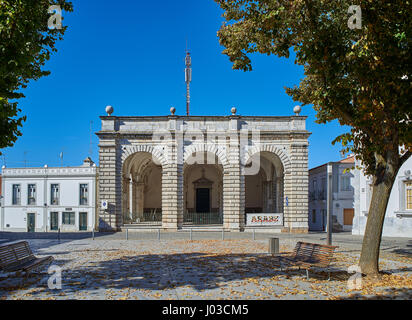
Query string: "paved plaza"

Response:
xmin=0 ymin=231 xmax=411 ymax=300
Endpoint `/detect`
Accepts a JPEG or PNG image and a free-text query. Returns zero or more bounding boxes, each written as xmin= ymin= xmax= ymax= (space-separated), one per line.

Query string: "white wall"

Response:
xmin=352 ymin=156 xmax=412 ymax=237
xmin=1 ymin=165 xmax=96 ymax=232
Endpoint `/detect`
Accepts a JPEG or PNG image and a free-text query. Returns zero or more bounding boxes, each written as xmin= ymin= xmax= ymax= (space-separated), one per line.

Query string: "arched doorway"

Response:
xmin=245 ymin=151 xmax=284 ymax=214
xmin=122 ymin=152 xmax=162 ymax=225
xmin=183 ymin=152 xmax=223 ymax=225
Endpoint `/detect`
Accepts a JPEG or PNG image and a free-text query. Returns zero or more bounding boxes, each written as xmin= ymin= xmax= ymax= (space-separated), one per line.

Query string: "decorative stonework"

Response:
xmin=96 ymin=115 xmax=310 ymax=232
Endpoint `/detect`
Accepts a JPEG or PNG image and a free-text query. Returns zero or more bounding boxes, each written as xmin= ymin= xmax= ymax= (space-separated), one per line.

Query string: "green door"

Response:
xmin=27 ymin=213 xmax=35 ymax=232
xmin=79 ymin=212 xmax=87 ymax=231
xmin=50 ymin=212 xmax=58 ymax=231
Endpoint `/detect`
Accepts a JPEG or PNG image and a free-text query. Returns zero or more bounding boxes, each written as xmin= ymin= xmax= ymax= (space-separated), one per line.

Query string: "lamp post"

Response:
xmin=326 ymin=163 xmax=333 ymax=245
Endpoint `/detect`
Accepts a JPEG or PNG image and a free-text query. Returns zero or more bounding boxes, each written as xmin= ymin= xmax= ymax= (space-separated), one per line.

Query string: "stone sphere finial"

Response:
xmin=231 ymin=107 xmax=237 ymax=115
xmin=293 ymin=105 xmax=302 ymax=116
xmin=105 ymin=105 xmax=114 ymax=116
xmin=170 ymin=106 xmax=176 ymax=115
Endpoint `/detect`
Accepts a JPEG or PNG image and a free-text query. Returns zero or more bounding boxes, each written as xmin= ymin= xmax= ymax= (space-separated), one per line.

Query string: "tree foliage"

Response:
xmin=216 ymin=0 xmax=411 ymax=275
xmin=0 ymin=0 xmax=73 ymax=153
xmin=216 ymin=0 xmax=411 ymax=171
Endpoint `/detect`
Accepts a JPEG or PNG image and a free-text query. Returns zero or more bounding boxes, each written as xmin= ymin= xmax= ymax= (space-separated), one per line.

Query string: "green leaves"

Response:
xmin=0 ymin=0 xmax=73 ymax=154
xmin=216 ymin=0 xmax=412 ymax=175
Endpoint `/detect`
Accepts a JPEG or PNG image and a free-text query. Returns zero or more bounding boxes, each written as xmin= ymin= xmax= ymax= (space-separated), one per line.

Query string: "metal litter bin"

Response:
xmin=269 ymin=237 xmax=279 ymax=255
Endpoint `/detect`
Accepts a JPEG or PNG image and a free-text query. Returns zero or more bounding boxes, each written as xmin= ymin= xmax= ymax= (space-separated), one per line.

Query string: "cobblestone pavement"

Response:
xmin=0 ymin=233 xmax=411 ymax=300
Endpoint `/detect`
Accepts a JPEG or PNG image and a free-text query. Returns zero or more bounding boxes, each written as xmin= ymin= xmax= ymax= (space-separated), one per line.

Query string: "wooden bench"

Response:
xmin=274 ymin=241 xmax=338 ymax=280
xmin=0 ymin=240 xmax=53 ymax=274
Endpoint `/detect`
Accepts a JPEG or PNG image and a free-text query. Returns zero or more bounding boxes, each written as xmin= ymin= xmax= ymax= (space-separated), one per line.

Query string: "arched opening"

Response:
xmin=122 ymin=152 xmax=162 ymax=225
xmin=245 ymin=151 xmax=284 ymax=214
xmin=183 ymin=151 xmax=223 ymax=225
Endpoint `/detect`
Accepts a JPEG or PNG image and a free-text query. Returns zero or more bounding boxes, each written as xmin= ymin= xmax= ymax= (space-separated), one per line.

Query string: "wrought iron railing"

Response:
xmin=184 ymin=212 xmax=223 ymax=225
xmin=143 ymin=211 xmax=162 ymax=222
xmin=123 ymin=211 xmax=162 ymax=224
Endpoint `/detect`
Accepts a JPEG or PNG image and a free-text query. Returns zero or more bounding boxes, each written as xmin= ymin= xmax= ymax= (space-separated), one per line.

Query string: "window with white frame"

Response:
xmin=80 ymin=184 xmax=88 ymax=205
xmin=62 ymin=212 xmax=75 ymax=225
xmin=27 ymin=184 xmax=36 ymax=205
xmin=406 ymin=182 xmax=412 ymax=210
xmin=12 ymin=184 xmax=21 ymax=205
xmin=50 ymin=184 xmax=59 ymax=205
xmin=340 ymin=176 xmax=351 ymax=191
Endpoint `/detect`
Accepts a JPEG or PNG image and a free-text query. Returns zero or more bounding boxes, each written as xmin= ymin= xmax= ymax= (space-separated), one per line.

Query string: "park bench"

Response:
xmin=0 ymin=240 xmax=53 ymax=274
xmin=274 ymin=241 xmax=338 ymax=280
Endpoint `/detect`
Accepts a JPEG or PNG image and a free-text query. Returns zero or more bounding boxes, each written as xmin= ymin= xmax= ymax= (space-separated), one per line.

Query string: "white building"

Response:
xmin=0 ymin=158 xmax=97 ymax=232
xmin=308 ymin=156 xmax=355 ymax=232
xmin=352 ymin=156 xmax=412 ymax=238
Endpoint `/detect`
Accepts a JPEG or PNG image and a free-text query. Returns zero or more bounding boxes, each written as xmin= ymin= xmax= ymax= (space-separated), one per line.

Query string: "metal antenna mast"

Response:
xmin=185 ymin=49 xmax=192 ymax=116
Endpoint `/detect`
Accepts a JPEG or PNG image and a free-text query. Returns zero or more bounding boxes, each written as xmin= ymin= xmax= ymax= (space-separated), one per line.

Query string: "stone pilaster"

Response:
xmin=283 ymin=142 xmax=309 ymax=233
xmin=161 ymin=128 xmax=184 ymax=230
xmin=98 ymin=138 xmax=122 ymax=231
xmin=223 ymin=118 xmax=245 ymax=231
xmin=162 ymin=163 xmax=183 ymax=230
xmin=136 ymin=182 xmax=145 ymax=221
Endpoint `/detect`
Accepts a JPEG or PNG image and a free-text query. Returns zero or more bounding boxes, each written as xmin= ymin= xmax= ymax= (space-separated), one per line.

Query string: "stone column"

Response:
xmin=282 ymin=143 xmax=309 ymax=233
xmin=128 ymin=179 xmax=133 ymax=222
xmin=272 ymin=179 xmax=277 ymax=213
xmin=136 ymin=182 xmax=145 ymax=221
xmin=262 ymin=181 xmax=268 ymax=212
xmin=276 ymin=176 xmax=283 ymax=213
xmin=223 ymin=117 xmax=245 ymax=231
xmin=267 ymin=180 xmax=274 ymax=212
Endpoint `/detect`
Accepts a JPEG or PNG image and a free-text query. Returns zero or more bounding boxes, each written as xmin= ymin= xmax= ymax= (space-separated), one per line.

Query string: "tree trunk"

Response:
xmin=359 ymin=166 xmax=397 ymax=276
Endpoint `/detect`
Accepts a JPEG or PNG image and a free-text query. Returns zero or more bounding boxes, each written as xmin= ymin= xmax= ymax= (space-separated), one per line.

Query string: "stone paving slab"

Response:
xmin=0 ymin=236 xmax=411 ymax=300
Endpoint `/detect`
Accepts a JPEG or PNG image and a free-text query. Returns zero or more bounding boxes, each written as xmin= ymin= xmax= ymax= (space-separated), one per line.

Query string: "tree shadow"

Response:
xmin=0 ymin=231 xmax=117 ymax=253
xmin=2 ymin=248 xmax=411 ymax=300
xmin=337 ymin=287 xmax=412 ymax=300
xmin=0 ymin=258 xmax=72 ymax=298
xmin=390 ymin=240 xmax=412 ymax=258
xmin=1 ymin=252 xmax=346 ymax=299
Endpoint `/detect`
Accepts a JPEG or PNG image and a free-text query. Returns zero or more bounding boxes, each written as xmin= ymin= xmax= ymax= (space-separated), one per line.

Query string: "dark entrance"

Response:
xmin=79 ymin=212 xmax=87 ymax=231
xmin=196 ymin=188 xmax=210 ymax=213
xmin=27 ymin=213 xmax=35 ymax=232
xmin=50 ymin=212 xmax=58 ymax=231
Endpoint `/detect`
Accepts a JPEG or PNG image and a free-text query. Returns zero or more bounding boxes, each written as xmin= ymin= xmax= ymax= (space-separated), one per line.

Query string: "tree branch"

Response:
xmin=400 ymin=150 xmax=412 ymax=166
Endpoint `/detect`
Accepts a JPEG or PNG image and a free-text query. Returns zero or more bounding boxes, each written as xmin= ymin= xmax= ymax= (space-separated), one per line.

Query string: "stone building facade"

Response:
xmin=1 ymin=158 xmax=97 ymax=232
xmin=96 ymin=109 xmax=310 ymax=232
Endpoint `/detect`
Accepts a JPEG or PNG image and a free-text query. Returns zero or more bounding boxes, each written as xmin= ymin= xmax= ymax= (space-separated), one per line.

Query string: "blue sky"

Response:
xmin=3 ymin=0 xmax=349 ymax=169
